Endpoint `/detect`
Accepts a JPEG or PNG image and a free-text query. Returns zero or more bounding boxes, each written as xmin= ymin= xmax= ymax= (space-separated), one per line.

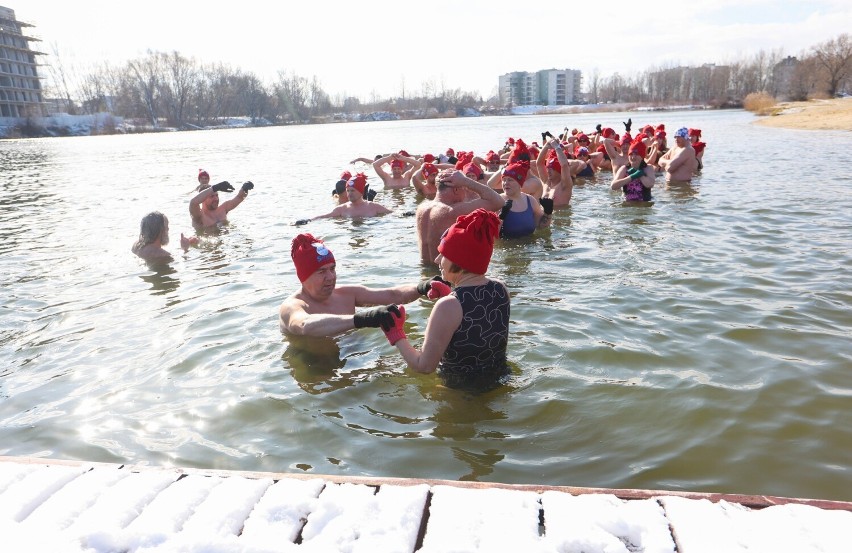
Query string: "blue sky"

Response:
xmin=17 ymin=0 xmax=852 ymax=101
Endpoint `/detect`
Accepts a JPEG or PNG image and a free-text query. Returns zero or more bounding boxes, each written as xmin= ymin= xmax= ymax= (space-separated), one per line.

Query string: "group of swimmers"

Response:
xmin=132 ymin=119 xmax=706 ymax=391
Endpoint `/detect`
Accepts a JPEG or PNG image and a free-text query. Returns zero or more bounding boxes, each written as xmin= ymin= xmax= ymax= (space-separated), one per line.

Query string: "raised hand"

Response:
xmin=212 ymin=181 xmax=234 ymax=193
xmin=241 ymin=181 xmax=254 ymax=193
xmin=539 ymin=197 xmax=554 ymax=215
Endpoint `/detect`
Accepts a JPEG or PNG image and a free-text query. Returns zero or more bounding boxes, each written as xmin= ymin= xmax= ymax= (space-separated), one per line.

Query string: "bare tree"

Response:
xmin=811 ymin=33 xmax=852 ymax=96
xmin=158 ymin=51 xmax=198 ymax=128
xmin=127 ymin=51 xmax=163 ymax=126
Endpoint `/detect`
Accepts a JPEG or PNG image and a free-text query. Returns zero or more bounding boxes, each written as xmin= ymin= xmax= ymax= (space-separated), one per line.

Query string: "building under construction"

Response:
xmin=0 ymin=5 xmax=44 ymax=118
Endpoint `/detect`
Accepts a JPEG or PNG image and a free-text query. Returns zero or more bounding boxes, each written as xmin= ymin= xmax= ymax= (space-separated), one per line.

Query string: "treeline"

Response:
xmin=586 ymin=33 xmax=851 ymax=106
xmin=44 ymin=33 xmax=850 ymax=127
xmin=45 ymin=50 xmax=485 ymax=128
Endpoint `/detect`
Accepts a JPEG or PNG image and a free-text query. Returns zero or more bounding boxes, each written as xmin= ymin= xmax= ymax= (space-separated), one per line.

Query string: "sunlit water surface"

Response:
xmin=1 ymin=110 xmax=850 ymax=501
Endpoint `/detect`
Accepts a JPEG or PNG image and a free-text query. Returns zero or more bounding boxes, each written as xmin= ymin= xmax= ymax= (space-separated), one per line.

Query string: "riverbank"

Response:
xmin=752 ymin=97 xmax=852 ymax=131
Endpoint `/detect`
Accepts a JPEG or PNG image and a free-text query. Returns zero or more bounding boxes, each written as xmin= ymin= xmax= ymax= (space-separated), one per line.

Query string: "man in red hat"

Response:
xmin=536 ymin=138 xmax=574 ymax=208
xmin=295 ymin=173 xmax=391 ymax=224
xmin=279 ymin=233 xmax=450 ymax=336
xmin=372 ymin=152 xmax=422 ymax=190
xmin=415 ymin=169 xmax=505 ymax=266
xmin=189 ymin=179 xmax=254 ymax=228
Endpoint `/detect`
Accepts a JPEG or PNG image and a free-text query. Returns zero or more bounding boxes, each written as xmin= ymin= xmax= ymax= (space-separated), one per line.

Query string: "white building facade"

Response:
xmin=0 ymin=5 xmax=44 ymax=118
xmin=499 ymin=69 xmax=582 ymax=106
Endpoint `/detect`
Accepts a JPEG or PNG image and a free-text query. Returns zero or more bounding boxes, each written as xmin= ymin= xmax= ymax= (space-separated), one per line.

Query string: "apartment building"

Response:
xmin=0 ymin=5 xmax=44 ymax=118
xmin=498 ymin=69 xmax=583 ymax=106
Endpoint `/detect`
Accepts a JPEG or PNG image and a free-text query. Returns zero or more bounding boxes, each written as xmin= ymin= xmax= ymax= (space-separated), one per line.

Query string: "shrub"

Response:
xmin=743 ymin=92 xmax=777 ymax=114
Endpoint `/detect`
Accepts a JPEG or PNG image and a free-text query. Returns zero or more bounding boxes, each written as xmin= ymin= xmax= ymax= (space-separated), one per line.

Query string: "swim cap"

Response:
xmin=347 ymin=172 xmax=368 ymax=195
xmin=422 ymin=162 xmax=439 ymax=178
xmin=503 ymin=161 xmax=529 ymax=185
xmin=291 ymin=233 xmax=335 ymax=282
xmin=675 ymin=127 xmax=689 ymax=139
xmin=438 ymin=209 xmax=500 ymax=274
xmin=198 ymin=169 xmax=209 ymax=181
xmin=628 ymin=140 xmax=647 ymax=158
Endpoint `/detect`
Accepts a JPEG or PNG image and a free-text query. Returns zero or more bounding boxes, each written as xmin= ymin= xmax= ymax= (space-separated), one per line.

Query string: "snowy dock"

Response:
xmin=1 ymin=456 xmax=850 ymax=552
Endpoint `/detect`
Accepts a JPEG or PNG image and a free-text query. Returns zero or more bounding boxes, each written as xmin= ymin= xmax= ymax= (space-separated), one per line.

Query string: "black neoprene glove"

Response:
xmin=366 ymin=189 xmax=377 ymax=201
xmin=417 ymin=275 xmax=451 ymax=296
xmin=596 ymin=123 xmax=602 ymax=133
xmin=212 ymin=181 xmax=234 ymax=193
xmin=623 ymin=118 xmax=632 ymax=132
xmin=241 ymin=181 xmax=254 ymax=193
xmin=294 ymin=219 xmax=311 ymax=226
xmin=499 ymin=199 xmax=513 ymax=220
xmin=539 ymin=197 xmax=554 ymax=215
xmin=353 ymin=305 xmax=401 ymax=331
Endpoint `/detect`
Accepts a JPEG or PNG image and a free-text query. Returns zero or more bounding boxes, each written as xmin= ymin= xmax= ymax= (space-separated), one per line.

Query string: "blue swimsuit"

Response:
xmin=500 ymin=195 xmax=536 ymax=238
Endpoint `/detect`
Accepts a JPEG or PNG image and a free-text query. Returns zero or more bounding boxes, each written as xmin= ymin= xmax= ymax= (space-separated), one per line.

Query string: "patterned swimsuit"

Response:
xmin=438 ymin=280 xmax=510 ymax=391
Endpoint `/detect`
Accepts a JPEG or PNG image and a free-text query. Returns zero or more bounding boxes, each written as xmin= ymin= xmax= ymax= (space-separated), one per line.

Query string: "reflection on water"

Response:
xmin=139 ymin=263 xmax=181 ymax=295
xmin=1 ymin=112 xmax=851 ymax=502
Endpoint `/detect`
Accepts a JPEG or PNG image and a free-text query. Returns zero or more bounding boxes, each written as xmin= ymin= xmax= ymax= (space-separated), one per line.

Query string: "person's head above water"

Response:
xmin=291 ymin=233 xmax=336 ymax=282
xmin=437 ymin=208 xmax=500 ymax=275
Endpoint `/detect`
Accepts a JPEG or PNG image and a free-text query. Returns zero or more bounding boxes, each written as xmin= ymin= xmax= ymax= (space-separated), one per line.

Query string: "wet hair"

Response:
xmin=132 ymin=211 xmax=167 ymax=253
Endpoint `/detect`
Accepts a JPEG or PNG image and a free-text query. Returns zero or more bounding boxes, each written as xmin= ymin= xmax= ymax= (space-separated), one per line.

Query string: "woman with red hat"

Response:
xmin=688 ymin=129 xmax=706 ymax=172
xmin=611 ymin=139 xmax=655 ymax=202
xmin=379 ymin=209 xmax=510 ymax=391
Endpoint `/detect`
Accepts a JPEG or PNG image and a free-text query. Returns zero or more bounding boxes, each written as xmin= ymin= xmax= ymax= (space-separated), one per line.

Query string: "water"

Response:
xmin=1 ymin=110 xmax=850 ymax=501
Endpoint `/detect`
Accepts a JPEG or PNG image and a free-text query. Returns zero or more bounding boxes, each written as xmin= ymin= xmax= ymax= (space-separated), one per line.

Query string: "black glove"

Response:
xmin=541 ymin=132 xmax=547 ymax=143
xmin=417 ymin=275 xmax=451 ymax=296
xmin=400 ymin=210 xmax=415 ymax=217
xmin=241 ymin=181 xmax=254 ymax=193
xmin=623 ymin=118 xmax=632 ymax=132
xmin=539 ymin=197 xmax=554 ymax=215
xmin=499 ymin=199 xmax=513 ymax=220
xmin=294 ymin=218 xmax=311 ymax=226
xmin=366 ymin=189 xmax=377 ymax=201
xmin=596 ymin=123 xmax=602 ymax=133
xmin=212 ymin=181 xmax=234 ymax=193
xmin=353 ymin=305 xmax=402 ymax=331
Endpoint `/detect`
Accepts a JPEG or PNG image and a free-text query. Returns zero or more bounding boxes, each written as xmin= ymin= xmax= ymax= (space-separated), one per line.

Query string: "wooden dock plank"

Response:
xmin=0 ymin=464 xmax=84 ymax=523
xmin=21 ymin=465 xmax=128 ymax=531
xmin=662 ymin=495 xmax=852 ymax=553
xmin=540 ymin=491 xmax=675 ymax=552
xmin=239 ymin=477 xmax=326 ymax=545
xmin=419 ymin=485 xmax=542 ymax=552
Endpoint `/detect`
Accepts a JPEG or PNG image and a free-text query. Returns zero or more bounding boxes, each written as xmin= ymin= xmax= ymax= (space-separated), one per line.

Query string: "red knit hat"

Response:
xmin=507 ymin=139 xmax=531 ymax=164
xmin=340 ymin=170 xmax=352 ymax=181
xmin=628 ymin=140 xmax=647 ymax=158
xmin=198 ymin=168 xmax=209 ymax=181
xmin=688 ymin=128 xmax=702 ymax=138
xmin=545 ymin=150 xmax=561 ymax=173
xmin=390 ymin=159 xmax=404 ymax=169
xmin=485 ymin=150 xmax=500 ymax=163
xmin=463 ymin=162 xmax=483 ymax=180
xmin=601 ymin=127 xmax=616 ymax=139
xmin=422 ymin=153 xmax=436 ymax=163
xmin=503 ymin=161 xmax=529 ymax=185
xmin=291 ymin=233 xmax=335 ymax=282
xmin=438 ymin=209 xmax=500 ymax=274
xmin=347 ymin=172 xmax=368 ymax=195
xmin=422 ymin=162 xmax=439 ymax=177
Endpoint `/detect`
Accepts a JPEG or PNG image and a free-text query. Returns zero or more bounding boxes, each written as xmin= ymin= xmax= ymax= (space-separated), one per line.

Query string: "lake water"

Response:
xmin=1 ymin=110 xmax=850 ymax=502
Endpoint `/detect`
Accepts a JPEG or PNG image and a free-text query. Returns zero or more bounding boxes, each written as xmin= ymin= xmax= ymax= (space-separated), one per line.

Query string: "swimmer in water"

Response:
xmin=132 ymin=211 xmax=197 ymax=262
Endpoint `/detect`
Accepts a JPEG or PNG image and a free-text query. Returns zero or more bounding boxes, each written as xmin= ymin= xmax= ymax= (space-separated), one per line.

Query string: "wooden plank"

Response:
xmin=540 ymin=491 xmax=675 ymax=552
xmin=419 ymin=485 xmax=542 ymax=552
xmin=239 ymin=477 xmax=326 ymax=545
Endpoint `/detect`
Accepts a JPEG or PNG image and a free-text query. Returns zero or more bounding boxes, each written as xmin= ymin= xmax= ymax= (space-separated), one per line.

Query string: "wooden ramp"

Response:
xmin=1 ymin=456 xmax=850 ymax=552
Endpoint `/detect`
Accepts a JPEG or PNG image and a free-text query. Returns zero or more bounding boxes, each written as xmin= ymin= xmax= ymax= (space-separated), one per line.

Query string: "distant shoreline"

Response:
xmin=752 ymin=97 xmax=852 ymax=131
